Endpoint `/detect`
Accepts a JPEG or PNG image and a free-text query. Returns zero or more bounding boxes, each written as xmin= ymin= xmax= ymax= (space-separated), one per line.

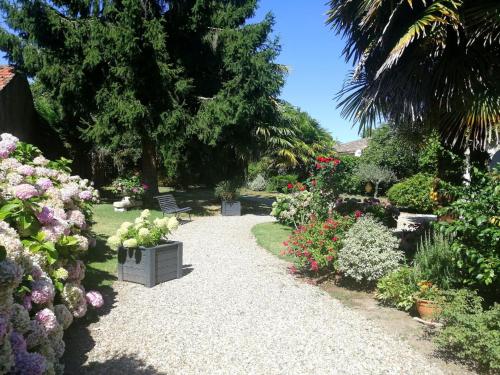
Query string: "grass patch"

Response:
xmin=251 ymin=222 xmax=294 ymax=262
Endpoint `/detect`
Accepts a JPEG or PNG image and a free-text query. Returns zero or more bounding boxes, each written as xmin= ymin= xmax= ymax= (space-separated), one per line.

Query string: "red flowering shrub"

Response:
xmin=281 ymin=214 xmax=357 ymax=274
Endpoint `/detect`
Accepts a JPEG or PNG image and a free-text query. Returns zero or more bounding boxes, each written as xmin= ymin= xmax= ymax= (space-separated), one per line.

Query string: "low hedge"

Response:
xmin=387 ymin=173 xmax=434 ymax=213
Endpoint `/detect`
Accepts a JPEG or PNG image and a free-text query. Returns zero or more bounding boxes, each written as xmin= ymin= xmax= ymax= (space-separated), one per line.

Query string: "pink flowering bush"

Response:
xmin=0 ymin=133 xmax=103 ymax=373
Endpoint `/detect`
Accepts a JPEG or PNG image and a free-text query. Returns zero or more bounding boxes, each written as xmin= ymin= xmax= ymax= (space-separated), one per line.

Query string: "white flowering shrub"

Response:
xmin=107 ymin=209 xmax=179 ymax=250
xmin=270 ymin=191 xmax=314 ymax=228
xmin=0 ymin=133 xmax=102 ymax=374
xmin=337 ymin=216 xmax=403 ymax=283
xmin=247 ymin=174 xmax=267 ymax=191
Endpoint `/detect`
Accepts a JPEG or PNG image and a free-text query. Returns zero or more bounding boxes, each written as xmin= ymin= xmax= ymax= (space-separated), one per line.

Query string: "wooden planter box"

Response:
xmin=221 ymin=201 xmax=241 ymax=216
xmin=117 ymin=241 xmax=183 ymax=287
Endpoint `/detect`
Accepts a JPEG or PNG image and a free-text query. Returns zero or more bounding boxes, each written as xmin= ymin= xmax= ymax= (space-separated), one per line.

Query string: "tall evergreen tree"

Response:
xmin=0 ymin=0 xmax=284 ymax=197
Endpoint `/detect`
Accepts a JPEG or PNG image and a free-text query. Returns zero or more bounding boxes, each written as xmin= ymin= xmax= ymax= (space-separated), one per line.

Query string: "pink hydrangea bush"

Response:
xmin=0 ymin=133 xmax=103 ymax=373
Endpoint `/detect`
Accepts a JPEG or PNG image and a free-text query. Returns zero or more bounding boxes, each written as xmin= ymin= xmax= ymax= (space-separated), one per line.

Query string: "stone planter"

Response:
xmin=221 ymin=200 xmax=241 ymax=216
xmin=117 ymin=241 xmax=183 ymax=287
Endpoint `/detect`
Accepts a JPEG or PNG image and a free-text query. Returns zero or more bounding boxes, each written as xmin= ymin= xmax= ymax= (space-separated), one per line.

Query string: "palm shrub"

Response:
xmin=338 ymin=216 xmax=403 ymax=283
xmin=214 ymin=180 xmax=240 ymax=202
xmin=387 ymin=173 xmax=435 ymax=213
xmin=413 ymin=231 xmax=460 ymax=290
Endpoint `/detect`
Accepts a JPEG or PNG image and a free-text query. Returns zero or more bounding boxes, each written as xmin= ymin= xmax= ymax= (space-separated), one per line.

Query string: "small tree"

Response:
xmin=356 ymin=164 xmax=396 ymax=198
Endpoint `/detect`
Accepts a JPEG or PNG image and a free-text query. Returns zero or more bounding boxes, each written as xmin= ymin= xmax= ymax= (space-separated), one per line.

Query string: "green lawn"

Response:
xmin=251 ymin=222 xmax=294 ymax=262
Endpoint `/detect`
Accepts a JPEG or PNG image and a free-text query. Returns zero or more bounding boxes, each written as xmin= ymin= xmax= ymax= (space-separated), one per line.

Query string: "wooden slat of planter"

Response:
xmin=155 ymin=264 xmax=179 ymax=274
xmin=155 ymin=252 xmax=179 ymax=263
xmin=156 ymin=270 xmax=178 ymax=283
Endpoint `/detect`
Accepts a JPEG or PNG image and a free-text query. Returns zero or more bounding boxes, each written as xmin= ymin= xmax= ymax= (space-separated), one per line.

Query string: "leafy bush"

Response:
xmin=434 ymin=166 xmax=500 ymax=292
xmin=435 ymin=289 xmax=500 ymax=372
xmin=266 ymin=174 xmax=298 ymax=193
xmin=271 ymin=191 xmax=314 ymax=227
xmin=334 ymin=198 xmax=399 ymax=228
xmin=387 ymin=173 xmax=435 ymax=213
xmin=247 ymin=174 xmax=267 ymax=191
xmin=282 ymin=214 xmax=356 ymax=274
xmin=214 ymin=180 xmax=240 ymax=201
xmin=356 ymin=163 xmax=396 ymax=198
xmin=0 ymin=134 xmax=102 ymax=373
xmin=375 ymin=267 xmax=418 ymax=311
xmin=334 ymin=154 xmax=362 ymax=194
xmin=413 ymin=231 xmax=460 ymax=290
xmin=338 ymin=216 xmax=403 ymax=283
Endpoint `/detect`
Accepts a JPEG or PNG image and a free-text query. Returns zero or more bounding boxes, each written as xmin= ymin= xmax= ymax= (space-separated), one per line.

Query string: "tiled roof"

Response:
xmin=334 ymin=138 xmax=370 ymax=153
xmin=0 ymin=66 xmax=15 ymax=91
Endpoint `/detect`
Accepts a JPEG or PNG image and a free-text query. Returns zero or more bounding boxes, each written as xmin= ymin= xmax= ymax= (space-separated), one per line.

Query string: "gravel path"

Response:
xmin=67 ymin=215 xmax=445 ymax=375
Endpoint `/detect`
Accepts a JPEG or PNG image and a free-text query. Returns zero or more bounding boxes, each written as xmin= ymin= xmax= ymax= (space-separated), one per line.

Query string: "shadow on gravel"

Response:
xmin=64 ymin=354 xmax=158 ymax=374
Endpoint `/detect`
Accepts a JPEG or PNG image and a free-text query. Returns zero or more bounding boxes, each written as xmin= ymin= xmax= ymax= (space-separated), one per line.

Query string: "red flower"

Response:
xmin=332 ymin=236 xmax=339 ymax=242
xmin=333 ymin=159 xmax=341 ymax=165
xmin=283 ymin=241 xmax=289 ymax=246
xmin=355 ymin=210 xmax=363 ymax=218
xmin=288 ymin=265 xmax=297 ymax=274
xmin=326 ymin=255 xmax=333 ymax=262
xmin=287 ymin=183 xmax=293 ymax=189
xmin=311 ymin=180 xmax=317 ymax=186
xmin=142 ymin=183 xmax=149 ymax=190
xmin=310 ymin=260 xmax=319 ymax=272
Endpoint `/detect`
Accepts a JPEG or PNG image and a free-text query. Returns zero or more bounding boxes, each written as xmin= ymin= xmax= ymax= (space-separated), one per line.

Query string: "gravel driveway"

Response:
xmin=65 ymin=215 xmax=445 ymax=375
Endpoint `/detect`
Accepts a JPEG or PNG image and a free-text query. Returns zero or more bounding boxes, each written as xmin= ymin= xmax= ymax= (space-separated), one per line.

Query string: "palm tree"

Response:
xmin=326 ymin=0 xmax=500 ymax=150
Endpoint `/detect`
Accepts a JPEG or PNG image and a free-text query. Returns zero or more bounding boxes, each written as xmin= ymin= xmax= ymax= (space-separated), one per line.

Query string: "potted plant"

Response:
xmin=414 ymin=281 xmax=444 ymax=321
xmin=108 ymin=174 xmax=148 ymax=211
xmin=107 ymin=209 xmax=181 ymax=287
xmin=215 ymin=180 xmax=241 ymax=216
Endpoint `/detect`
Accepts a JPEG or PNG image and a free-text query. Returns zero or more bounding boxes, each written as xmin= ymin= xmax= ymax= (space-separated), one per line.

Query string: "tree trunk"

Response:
xmin=141 ymin=134 xmax=159 ymax=207
xmin=374 ymin=181 xmax=379 ymax=198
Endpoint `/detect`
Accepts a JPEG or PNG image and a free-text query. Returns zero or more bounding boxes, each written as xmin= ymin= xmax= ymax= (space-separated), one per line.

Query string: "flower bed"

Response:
xmin=0 ymin=134 xmax=102 ymax=374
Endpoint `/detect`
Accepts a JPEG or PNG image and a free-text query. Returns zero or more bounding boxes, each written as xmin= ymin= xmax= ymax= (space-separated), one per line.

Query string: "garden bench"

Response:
xmin=155 ymin=194 xmax=192 ymax=220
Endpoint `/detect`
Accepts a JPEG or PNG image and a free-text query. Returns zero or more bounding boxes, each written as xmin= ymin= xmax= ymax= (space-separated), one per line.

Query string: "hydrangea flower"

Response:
xmin=10 ymin=304 xmax=31 ymax=334
xmin=31 ymin=263 xmax=44 ymax=280
xmin=123 ymin=238 xmax=138 ymax=248
xmin=14 ymin=184 xmax=39 ymax=200
xmin=167 ymin=217 xmax=179 ymax=231
xmin=52 ymin=267 xmax=69 ymax=281
xmin=106 ymin=235 xmax=121 ymax=250
xmin=60 ymin=183 xmax=79 ymax=202
xmin=138 ymin=228 xmax=150 ymax=237
xmin=23 ymin=295 xmax=32 ymax=311
xmin=10 ymin=331 xmax=27 ymax=353
xmin=73 ymin=235 xmax=89 ymax=252
xmin=120 ymin=221 xmax=133 ymax=230
xmin=17 ymin=165 xmax=35 ymax=176
xmin=0 ymin=260 xmax=22 ymax=288
xmin=66 ymin=261 xmax=85 ymax=282
xmin=0 ymin=336 xmax=14 ymax=374
xmin=78 ymin=190 xmax=92 ymax=200
xmin=35 ymin=309 xmax=59 ymax=334
xmin=67 ymin=210 xmax=86 ymax=229
xmin=86 ymin=291 xmax=104 ymax=308
xmin=25 ymin=321 xmax=47 ymax=350
xmin=0 ymin=314 xmax=8 ymax=341
xmin=13 ymin=351 xmax=46 ymax=375
xmin=6 ymin=172 xmax=23 ymax=186
xmin=140 ymin=209 xmax=150 ymax=218
xmin=36 ymin=178 xmax=53 ymax=191
xmin=53 ymin=304 xmax=73 ymax=330
xmin=61 ymin=282 xmax=87 ymax=317
xmin=31 ymin=277 xmax=55 ymax=305
xmin=33 ymin=155 xmax=48 ymax=165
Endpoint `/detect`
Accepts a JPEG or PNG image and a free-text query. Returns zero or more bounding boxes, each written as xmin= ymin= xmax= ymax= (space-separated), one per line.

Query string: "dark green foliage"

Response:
xmin=436 ymin=289 xmax=500 ymax=372
xmin=0 ymin=0 xmax=285 ymax=194
xmin=266 ymin=174 xmax=298 ymax=193
xmin=214 ymin=180 xmax=240 ymax=202
xmin=434 ymin=166 xmax=500 ymax=293
xmin=360 ymin=125 xmax=420 ymax=179
xmin=413 ymin=231 xmax=461 ymax=290
xmin=334 ymin=154 xmax=362 ymax=194
xmin=387 ymin=173 xmax=435 ymax=213
xmin=375 ymin=267 xmax=418 ymax=311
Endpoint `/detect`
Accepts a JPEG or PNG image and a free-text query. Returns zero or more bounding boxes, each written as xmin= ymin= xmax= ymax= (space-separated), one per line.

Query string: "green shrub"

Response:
xmin=436 ymin=289 xmax=500 ymax=372
xmin=335 ymin=154 xmax=363 ymax=194
xmin=387 ymin=173 xmax=434 ymax=213
xmin=375 ymin=267 xmax=418 ymax=311
xmin=247 ymin=174 xmax=267 ymax=191
xmin=434 ymin=166 xmax=500 ymax=293
xmin=413 ymin=231 xmax=460 ymax=290
xmin=338 ymin=216 xmax=403 ymax=283
xmin=266 ymin=174 xmax=298 ymax=193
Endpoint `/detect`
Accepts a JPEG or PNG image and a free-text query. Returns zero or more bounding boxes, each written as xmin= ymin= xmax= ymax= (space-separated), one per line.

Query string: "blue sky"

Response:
xmin=1 ymin=0 xmax=360 ymax=142
xmin=251 ymin=0 xmax=359 ymax=142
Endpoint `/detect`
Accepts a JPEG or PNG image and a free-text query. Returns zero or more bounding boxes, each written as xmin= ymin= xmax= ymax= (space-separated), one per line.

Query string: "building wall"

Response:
xmin=0 ymin=75 xmax=37 ymax=143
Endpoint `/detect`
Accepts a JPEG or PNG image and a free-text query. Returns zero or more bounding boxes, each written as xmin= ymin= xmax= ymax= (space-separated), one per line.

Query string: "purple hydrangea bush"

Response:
xmin=0 ymin=133 xmax=103 ymax=374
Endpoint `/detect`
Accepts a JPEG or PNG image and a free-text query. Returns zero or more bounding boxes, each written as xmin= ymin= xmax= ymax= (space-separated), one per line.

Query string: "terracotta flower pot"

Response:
xmin=416 ymin=299 xmax=442 ymax=321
